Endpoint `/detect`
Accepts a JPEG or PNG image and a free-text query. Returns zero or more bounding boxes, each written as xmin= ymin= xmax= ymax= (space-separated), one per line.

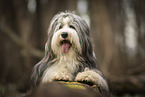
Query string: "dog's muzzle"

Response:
xmin=61 ymin=32 xmax=68 ymax=38
xmin=60 ymin=32 xmax=72 ymax=53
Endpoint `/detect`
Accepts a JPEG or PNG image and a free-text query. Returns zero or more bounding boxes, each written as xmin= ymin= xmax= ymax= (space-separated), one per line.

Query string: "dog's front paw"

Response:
xmin=75 ymin=69 xmax=109 ymax=91
xmin=52 ymin=71 xmax=73 ymax=81
xmin=75 ymin=70 xmax=97 ymax=85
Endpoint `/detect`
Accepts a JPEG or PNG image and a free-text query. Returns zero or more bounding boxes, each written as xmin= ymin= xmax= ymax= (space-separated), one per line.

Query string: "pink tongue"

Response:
xmin=61 ymin=42 xmax=70 ymax=53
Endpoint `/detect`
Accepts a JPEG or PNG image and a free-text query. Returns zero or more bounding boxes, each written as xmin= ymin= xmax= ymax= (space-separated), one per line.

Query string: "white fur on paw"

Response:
xmin=75 ymin=70 xmax=109 ymax=91
xmin=52 ymin=71 xmax=73 ymax=81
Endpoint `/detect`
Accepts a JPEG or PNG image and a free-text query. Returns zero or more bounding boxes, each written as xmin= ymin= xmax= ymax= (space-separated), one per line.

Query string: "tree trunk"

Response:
xmin=89 ymin=0 xmax=145 ymax=94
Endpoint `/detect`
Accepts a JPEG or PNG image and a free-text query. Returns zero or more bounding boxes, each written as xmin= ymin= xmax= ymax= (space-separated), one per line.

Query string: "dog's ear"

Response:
xmin=72 ymin=16 xmax=98 ymax=69
xmin=75 ymin=18 xmax=92 ymax=55
xmin=30 ymin=59 xmax=47 ymax=89
xmin=30 ymin=64 xmax=40 ymax=89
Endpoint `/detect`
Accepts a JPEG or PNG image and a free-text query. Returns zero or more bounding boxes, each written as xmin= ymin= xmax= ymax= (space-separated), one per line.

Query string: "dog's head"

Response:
xmin=45 ymin=12 xmax=92 ymax=57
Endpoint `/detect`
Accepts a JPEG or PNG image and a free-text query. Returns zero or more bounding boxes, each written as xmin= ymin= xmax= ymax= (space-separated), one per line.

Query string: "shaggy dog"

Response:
xmin=31 ymin=12 xmax=109 ymax=92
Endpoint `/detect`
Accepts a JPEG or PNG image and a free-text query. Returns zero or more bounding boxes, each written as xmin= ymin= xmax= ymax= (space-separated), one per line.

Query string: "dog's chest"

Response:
xmin=51 ymin=56 xmax=78 ymax=72
xmin=42 ymin=56 xmax=79 ymax=83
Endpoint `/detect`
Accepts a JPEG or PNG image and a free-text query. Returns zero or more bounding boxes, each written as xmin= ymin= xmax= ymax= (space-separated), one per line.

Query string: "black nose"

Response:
xmin=61 ymin=32 xmax=68 ymax=38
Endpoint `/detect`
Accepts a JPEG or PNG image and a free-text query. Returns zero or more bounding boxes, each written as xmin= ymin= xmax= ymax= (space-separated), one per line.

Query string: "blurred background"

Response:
xmin=0 ymin=0 xmax=145 ymax=96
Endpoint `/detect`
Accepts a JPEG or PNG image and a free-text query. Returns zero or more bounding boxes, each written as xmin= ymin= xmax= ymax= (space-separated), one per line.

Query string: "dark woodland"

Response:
xmin=0 ymin=0 xmax=145 ymax=97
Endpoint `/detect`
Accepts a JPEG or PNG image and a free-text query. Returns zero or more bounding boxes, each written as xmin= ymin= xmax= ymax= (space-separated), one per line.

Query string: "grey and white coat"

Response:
xmin=31 ymin=12 xmax=109 ymax=92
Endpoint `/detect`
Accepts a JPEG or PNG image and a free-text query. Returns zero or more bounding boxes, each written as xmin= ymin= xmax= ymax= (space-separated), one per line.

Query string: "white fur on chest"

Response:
xmin=42 ymin=54 xmax=79 ymax=83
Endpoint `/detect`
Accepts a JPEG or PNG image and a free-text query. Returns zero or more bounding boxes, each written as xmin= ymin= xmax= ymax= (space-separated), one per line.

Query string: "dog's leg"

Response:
xmin=42 ymin=68 xmax=74 ymax=83
xmin=75 ymin=67 xmax=109 ymax=92
xmin=52 ymin=69 xmax=73 ymax=81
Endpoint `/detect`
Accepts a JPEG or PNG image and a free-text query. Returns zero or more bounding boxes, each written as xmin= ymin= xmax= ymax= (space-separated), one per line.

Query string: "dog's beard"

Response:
xmin=51 ymin=24 xmax=81 ymax=56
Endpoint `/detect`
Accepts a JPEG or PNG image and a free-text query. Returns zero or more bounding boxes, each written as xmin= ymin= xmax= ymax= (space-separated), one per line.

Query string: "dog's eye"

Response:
xmin=69 ymin=25 xmax=75 ymax=30
xmin=59 ymin=26 xmax=62 ymax=29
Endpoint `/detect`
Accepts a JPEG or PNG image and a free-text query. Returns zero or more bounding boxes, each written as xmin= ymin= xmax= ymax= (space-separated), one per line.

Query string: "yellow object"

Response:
xmin=59 ymin=81 xmax=86 ymax=90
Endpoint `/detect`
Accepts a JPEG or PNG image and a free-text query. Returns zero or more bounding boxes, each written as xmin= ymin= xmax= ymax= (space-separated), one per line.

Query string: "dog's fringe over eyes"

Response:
xmin=30 ymin=11 xmax=109 ymax=92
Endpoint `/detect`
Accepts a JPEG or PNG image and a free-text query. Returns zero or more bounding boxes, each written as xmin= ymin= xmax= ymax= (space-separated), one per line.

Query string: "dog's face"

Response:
xmin=51 ymin=16 xmax=82 ymax=56
xmin=46 ymin=12 xmax=92 ymax=57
